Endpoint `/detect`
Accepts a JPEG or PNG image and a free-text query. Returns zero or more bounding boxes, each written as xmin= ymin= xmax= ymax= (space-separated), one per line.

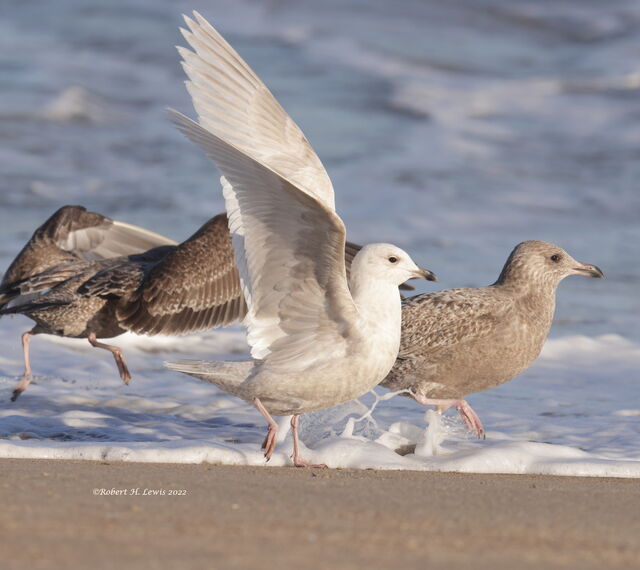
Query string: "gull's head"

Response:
xmin=352 ymin=243 xmax=437 ymax=287
xmin=497 ymin=240 xmax=604 ymax=289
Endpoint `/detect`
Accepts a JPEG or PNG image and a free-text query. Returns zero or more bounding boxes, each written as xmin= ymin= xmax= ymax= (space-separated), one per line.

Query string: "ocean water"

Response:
xmin=0 ymin=0 xmax=638 ymax=476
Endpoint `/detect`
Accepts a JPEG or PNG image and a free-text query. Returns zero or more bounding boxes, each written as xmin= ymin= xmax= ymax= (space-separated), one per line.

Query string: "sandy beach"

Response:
xmin=2 ymin=459 xmax=638 ymax=570
xmin=2 ymin=5 xmax=640 ymax=570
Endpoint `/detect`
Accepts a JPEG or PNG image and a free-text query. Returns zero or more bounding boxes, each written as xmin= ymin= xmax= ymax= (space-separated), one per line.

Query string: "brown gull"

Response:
xmin=382 ymin=240 xmax=604 ymax=437
xmin=0 ymin=209 xmax=243 ymax=400
xmin=164 ymin=12 xmax=436 ymax=467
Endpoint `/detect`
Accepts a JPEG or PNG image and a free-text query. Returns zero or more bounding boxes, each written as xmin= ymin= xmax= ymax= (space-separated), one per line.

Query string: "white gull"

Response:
xmin=164 ymin=12 xmax=436 ymax=466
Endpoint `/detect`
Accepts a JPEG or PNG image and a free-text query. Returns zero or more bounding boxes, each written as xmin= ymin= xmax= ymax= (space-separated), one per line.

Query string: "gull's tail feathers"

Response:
xmin=164 ymin=359 xmax=253 ymax=398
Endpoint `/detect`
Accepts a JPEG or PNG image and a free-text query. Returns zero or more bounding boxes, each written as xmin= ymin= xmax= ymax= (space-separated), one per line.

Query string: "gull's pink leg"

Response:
xmin=413 ymin=395 xmax=485 ymax=439
xmin=87 ymin=332 xmax=131 ymax=384
xmin=254 ymin=397 xmax=279 ymax=460
xmin=290 ymin=414 xmax=326 ymax=468
xmin=455 ymin=400 xmax=485 ymax=439
xmin=11 ymin=329 xmax=36 ymax=402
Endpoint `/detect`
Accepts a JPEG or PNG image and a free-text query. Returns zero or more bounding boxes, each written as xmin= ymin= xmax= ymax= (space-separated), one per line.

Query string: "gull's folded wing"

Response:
xmin=398 ymin=289 xmax=514 ymax=358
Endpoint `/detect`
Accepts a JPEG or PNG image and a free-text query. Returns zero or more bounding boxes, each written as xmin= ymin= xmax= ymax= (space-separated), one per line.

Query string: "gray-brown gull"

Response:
xmin=1 ymin=205 xmax=175 ymax=398
xmin=164 ymin=12 xmax=436 ymax=466
xmin=383 ymin=240 xmax=604 ymax=437
xmin=0 ymin=209 xmax=247 ymax=400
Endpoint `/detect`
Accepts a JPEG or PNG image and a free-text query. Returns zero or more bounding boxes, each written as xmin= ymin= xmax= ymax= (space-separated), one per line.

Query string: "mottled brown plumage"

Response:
xmin=83 ymin=214 xmax=246 ymax=336
xmin=0 ymin=211 xmax=242 ymax=400
xmin=1 ymin=205 xmax=178 ymax=398
xmin=382 ymin=241 xmax=604 ymax=437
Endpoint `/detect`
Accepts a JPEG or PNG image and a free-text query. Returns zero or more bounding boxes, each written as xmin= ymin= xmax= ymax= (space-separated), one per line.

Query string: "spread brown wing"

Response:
xmin=2 ymin=206 xmax=97 ymax=286
xmin=116 ymin=213 xmax=247 ymax=336
xmin=2 ymin=205 xmax=177 ymax=287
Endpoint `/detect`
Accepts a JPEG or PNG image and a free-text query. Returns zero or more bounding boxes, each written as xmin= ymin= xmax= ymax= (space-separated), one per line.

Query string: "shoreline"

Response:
xmin=2 ymin=435 xmax=639 ymax=478
xmin=2 ymin=458 xmax=639 ymax=569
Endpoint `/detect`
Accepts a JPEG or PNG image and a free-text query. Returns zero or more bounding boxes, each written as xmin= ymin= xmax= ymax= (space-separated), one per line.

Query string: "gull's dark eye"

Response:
xmin=550 ymin=254 xmax=561 ymax=263
xmin=388 ymin=256 xmax=398 ymax=264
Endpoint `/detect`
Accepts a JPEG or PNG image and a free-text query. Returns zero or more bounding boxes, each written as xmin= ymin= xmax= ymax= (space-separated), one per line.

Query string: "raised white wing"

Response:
xmin=178 ymin=11 xmax=335 ymax=210
xmin=172 ymin=113 xmax=359 ymax=370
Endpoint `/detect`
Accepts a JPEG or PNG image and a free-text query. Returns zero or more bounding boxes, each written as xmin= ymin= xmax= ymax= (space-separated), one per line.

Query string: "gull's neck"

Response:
xmin=349 ymin=270 xmax=402 ymax=337
xmin=493 ymin=275 xmax=558 ymax=331
xmin=494 ymin=272 xmax=560 ymax=300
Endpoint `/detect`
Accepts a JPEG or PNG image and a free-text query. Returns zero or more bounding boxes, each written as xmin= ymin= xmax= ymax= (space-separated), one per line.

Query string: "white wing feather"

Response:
xmin=172 ymin=113 xmax=359 ymax=370
xmin=61 ymin=220 xmax=177 ymax=261
xmin=178 ymin=11 xmax=335 ymax=210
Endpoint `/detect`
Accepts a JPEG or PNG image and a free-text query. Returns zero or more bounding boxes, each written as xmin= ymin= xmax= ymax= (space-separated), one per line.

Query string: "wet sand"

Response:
xmin=1 ymin=459 xmax=638 ymax=569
